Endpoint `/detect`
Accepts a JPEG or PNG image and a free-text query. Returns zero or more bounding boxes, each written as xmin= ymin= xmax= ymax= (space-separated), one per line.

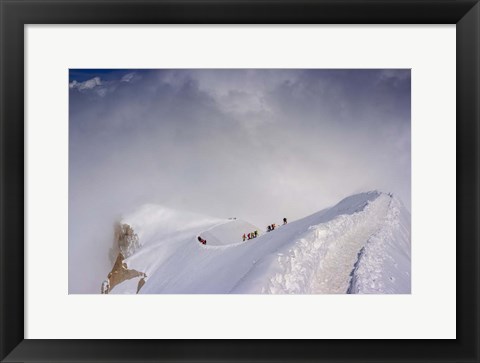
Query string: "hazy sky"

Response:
xmin=69 ymin=69 xmax=410 ymax=293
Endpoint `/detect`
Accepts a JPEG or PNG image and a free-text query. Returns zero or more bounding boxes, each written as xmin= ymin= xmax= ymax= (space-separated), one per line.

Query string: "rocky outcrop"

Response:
xmin=115 ymin=223 xmax=140 ymax=258
xmin=107 ymin=253 xmax=145 ymax=291
xmin=102 ymin=223 xmax=146 ymax=294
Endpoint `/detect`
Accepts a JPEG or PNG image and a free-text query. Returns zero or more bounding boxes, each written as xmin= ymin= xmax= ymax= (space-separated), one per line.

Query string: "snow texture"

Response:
xmin=109 ymin=276 xmax=143 ymax=294
xmin=109 ymin=191 xmax=410 ymax=294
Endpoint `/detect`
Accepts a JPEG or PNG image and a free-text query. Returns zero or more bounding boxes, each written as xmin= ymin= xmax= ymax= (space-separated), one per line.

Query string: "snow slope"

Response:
xmin=109 ymin=276 xmax=143 ymax=294
xmin=110 ymin=191 xmax=411 ymax=294
xmin=201 ymin=219 xmax=261 ymax=247
xmin=347 ymin=196 xmax=411 ymax=293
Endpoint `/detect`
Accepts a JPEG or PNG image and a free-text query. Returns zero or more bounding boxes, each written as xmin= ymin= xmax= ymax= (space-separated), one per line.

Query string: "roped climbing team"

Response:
xmin=199 ymin=217 xmax=288 ymax=245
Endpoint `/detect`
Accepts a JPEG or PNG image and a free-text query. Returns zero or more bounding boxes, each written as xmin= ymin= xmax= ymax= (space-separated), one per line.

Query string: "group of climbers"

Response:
xmin=266 ymin=218 xmax=287 ymax=232
xmin=243 ymin=230 xmax=258 ymax=241
xmin=198 ymin=217 xmax=288 ymax=245
xmin=266 ymin=223 xmax=276 ymax=232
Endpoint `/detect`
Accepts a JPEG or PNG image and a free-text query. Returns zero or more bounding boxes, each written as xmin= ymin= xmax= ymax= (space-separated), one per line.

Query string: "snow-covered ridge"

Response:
xmin=259 ymin=193 xmax=392 ymax=294
xmin=107 ymin=191 xmax=410 ymax=294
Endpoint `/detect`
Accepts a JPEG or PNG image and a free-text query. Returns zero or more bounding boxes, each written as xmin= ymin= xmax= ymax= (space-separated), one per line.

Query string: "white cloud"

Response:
xmin=121 ymin=72 xmax=141 ymax=83
xmin=69 ymin=76 xmax=102 ymax=90
xmin=69 ymin=73 xmax=141 ymax=98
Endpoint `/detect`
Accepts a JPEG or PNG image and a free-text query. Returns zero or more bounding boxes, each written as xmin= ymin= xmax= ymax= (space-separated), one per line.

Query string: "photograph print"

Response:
xmin=68 ymin=69 xmax=411 ymax=294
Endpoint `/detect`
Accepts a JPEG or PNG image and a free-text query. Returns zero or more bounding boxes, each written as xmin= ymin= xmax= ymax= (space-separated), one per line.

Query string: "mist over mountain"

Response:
xmin=68 ymin=69 xmax=410 ymax=293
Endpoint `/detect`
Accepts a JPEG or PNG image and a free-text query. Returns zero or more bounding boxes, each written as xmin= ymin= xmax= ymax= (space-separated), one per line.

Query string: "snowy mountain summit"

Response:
xmin=106 ymin=191 xmax=411 ymax=294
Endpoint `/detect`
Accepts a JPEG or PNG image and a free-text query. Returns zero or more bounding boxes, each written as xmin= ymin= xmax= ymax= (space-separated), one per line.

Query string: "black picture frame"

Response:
xmin=1 ymin=0 xmax=479 ymax=362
